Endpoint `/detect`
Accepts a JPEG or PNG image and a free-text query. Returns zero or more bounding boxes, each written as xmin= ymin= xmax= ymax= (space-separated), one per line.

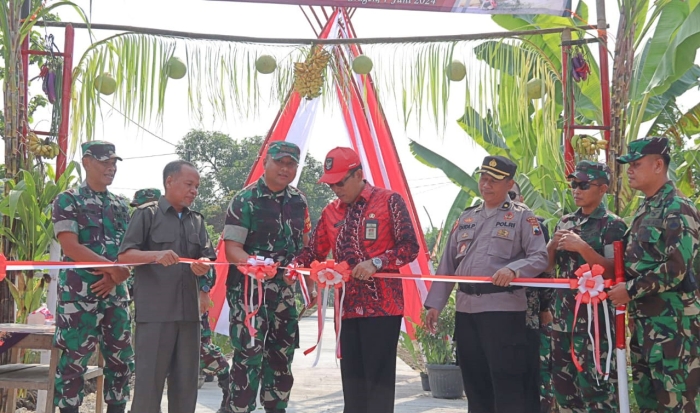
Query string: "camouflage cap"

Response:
xmin=130 ymin=188 xmax=161 ymax=207
xmin=616 ymin=137 xmax=670 ymax=164
xmin=567 ymin=160 xmax=610 ymax=183
xmin=81 ymin=141 xmax=122 ymax=161
xmin=267 ymin=141 xmax=300 ymax=163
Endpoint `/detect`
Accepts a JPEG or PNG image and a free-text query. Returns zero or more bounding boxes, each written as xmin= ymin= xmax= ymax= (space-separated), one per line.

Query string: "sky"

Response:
xmin=6 ymin=0 xmax=694 ymax=232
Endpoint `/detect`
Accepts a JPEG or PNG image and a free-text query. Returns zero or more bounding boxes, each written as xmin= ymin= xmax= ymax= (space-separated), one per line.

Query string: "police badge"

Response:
xmin=325 ymin=157 xmax=334 ymax=171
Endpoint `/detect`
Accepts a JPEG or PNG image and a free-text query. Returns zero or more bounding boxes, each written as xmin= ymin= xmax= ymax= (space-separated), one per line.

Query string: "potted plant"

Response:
xmin=415 ymin=292 xmax=464 ymax=399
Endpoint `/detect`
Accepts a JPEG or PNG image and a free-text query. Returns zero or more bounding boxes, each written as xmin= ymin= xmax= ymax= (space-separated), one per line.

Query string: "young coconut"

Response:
xmin=166 ymin=57 xmax=187 ymax=79
xmin=526 ymin=78 xmax=545 ymax=100
xmin=352 ymin=55 xmax=373 ymax=75
xmin=446 ymin=61 xmax=466 ymax=82
xmin=256 ymin=55 xmax=277 ymax=74
xmin=93 ymin=73 xmax=117 ymax=95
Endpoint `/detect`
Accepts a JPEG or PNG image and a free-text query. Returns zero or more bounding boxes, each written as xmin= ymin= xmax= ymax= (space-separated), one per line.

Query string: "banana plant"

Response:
xmin=0 ymin=161 xmax=79 ymax=323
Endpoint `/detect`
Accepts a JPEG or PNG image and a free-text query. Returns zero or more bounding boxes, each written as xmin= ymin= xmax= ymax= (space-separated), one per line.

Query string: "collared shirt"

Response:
xmin=52 ymin=181 xmax=130 ymax=302
xmin=624 ymin=181 xmax=700 ymax=318
xmin=119 ymin=197 xmax=216 ymax=322
xmin=223 ymin=177 xmax=310 ymax=284
xmin=295 ymin=182 xmax=420 ymax=319
xmin=551 ymin=203 xmax=627 ymax=332
xmin=425 ymin=198 xmax=548 ymax=314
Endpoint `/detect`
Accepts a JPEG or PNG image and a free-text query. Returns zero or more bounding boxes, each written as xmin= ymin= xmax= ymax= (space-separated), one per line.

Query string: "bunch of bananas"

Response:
xmin=571 ymin=135 xmax=608 ymax=159
xmin=27 ymin=132 xmax=60 ymax=159
xmin=293 ymin=48 xmax=331 ymax=100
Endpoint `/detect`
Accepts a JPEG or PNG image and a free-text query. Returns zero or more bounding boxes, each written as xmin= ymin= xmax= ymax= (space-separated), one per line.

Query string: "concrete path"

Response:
xmin=131 ymin=311 xmax=466 ymax=412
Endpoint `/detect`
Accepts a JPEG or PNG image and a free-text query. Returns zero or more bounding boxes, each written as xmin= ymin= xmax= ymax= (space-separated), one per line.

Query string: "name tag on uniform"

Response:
xmin=365 ymin=219 xmax=378 ymax=240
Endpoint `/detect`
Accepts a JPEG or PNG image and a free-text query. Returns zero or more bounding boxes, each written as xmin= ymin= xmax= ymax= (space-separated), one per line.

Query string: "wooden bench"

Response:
xmin=0 ymin=324 xmax=104 ymax=413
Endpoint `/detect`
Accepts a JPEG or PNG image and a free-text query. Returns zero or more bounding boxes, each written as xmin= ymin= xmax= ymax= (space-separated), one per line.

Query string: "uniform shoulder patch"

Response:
xmin=666 ymin=214 xmax=682 ymax=231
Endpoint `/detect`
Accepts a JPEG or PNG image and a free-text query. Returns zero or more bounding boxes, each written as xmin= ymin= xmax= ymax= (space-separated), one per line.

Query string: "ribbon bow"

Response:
xmin=571 ymin=263 xmax=613 ymax=381
xmin=240 ymin=256 xmax=278 ymax=347
xmin=304 ymin=260 xmax=351 ymax=366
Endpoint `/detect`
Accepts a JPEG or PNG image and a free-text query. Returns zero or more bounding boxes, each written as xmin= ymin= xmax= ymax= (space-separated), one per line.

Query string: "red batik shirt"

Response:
xmin=295 ymin=182 xmax=420 ymax=319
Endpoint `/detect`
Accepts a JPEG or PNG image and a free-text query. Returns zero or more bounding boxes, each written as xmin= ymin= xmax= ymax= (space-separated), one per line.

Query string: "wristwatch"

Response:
xmin=371 ymin=257 xmax=383 ymax=271
xmin=201 ymin=284 xmax=211 ymax=293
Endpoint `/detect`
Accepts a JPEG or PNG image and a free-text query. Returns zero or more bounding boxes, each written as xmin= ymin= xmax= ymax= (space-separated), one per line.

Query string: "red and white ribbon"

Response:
xmin=303 ymin=260 xmax=351 ymax=366
xmin=571 ymin=264 xmax=613 ymax=381
xmin=238 ymin=256 xmax=277 ymax=347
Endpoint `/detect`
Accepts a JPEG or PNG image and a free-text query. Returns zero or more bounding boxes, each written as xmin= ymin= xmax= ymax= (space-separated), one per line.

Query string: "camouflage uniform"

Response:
xmin=618 ymin=138 xmax=700 ymax=413
xmin=550 ymin=161 xmax=627 ymax=413
xmin=200 ymin=258 xmax=230 ymax=401
xmin=223 ymin=141 xmax=310 ymax=413
xmin=52 ymin=141 xmax=134 ymax=410
xmin=525 ymin=218 xmax=556 ymax=413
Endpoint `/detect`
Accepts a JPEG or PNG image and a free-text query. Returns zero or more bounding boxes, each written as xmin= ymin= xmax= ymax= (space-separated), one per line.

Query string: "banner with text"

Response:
xmin=215 ymin=0 xmax=570 ymax=16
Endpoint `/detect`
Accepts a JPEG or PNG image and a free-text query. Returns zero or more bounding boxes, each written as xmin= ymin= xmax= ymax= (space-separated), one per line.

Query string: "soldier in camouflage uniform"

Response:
xmin=52 ymin=141 xmax=134 ymax=413
xmin=509 ymin=183 xmax=556 ymax=413
xmin=200 ymin=268 xmax=231 ymax=412
xmin=127 ymin=188 xmax=161 ymax=298
xmin=547 ymin=161 xmax=627 ymax=413
xmin=223 ymin=141 xmax=312 ymax=413
xmin=610 ymin=137 xmax=700 ymax=413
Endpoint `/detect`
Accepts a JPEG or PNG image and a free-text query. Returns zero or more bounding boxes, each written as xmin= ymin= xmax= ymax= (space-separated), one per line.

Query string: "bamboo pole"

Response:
xmin=36 ymin=20 xmax=605 ymax=45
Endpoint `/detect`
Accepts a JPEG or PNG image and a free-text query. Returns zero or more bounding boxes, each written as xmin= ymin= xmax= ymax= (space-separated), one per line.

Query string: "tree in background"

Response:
xmin=175 ymin=130 xmax=335 ymax=233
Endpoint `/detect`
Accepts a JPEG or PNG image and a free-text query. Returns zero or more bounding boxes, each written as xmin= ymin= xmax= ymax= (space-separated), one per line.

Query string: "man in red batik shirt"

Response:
xmin=293 ymin=147 xmax=420 ymax=413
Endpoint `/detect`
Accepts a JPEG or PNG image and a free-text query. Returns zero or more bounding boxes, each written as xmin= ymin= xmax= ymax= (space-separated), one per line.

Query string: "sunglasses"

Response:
xmin=570 ymin=181 xmax=602 ymax=190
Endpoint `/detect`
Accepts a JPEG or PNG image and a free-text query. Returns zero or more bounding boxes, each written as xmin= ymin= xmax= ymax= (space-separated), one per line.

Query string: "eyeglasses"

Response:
xmin=570 ymin=181 xmax=602 ymax=190
xmin=328 ymin=171 xmax=354 ymax=188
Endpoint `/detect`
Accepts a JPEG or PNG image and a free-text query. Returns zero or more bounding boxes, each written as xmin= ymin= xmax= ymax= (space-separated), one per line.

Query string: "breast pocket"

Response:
xmin=77 ymin=205 xmax=103 ymax=246
xmin=150 ymin=226 xmax=177 ymax=250
xmin=488 ymin=227 xmax=516 ymax=259
xmin=454 ymin=230 xmax=474 ymax=264
xmin=187 ymin=232 xmax=202 ymax=258
xmin=636 ymin=225 xmax=664 ymax=261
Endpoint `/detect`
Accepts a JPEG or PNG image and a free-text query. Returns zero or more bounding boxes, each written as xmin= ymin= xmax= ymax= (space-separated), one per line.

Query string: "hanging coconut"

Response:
xmin=526 ymin=78 xmax=545 ymax=100
xmin=94 ymin=73 xmax=117 ymax=95
xmin=446 ymin=61 xmax=466 ymax=82
xmin=255 ymin=55 xmax=277 ymax=74
xmin=352 ymin=55 xmax=373 ymax=75
xmin=166 ymin=57 xmax=187 ymax=79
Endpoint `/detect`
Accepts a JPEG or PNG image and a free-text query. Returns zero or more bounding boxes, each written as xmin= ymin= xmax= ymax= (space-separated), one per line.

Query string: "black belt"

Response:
xmin=459 ymin=283 xmax=522 ymax=296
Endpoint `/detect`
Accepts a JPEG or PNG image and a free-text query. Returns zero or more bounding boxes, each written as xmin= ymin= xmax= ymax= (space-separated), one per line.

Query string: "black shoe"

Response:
xmin=106 ymin=404 xmax=126 ymax=413
xmin=59 ymin=407 xmax=80 ymax=413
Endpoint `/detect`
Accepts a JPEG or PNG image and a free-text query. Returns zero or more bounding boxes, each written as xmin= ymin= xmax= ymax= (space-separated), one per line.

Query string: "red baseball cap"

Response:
xmin=318 ymin=147 xmax=361 ymax=184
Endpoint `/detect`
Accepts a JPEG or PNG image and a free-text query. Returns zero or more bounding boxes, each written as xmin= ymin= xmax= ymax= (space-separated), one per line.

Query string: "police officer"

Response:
xmin=52 ymin=141 xmax=134 ymax=413
xmin=119 ymin=160 xmax=216 ymax=413
xmin=547 ymin=161 xmax=627 ymax=412
xmin=223 ymin=141 xmax=312 ymax=413
xmin=609 ymin=137 xmax=700 ymax=412
xmin=425 ymin=155 xmax=548 ymax=413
